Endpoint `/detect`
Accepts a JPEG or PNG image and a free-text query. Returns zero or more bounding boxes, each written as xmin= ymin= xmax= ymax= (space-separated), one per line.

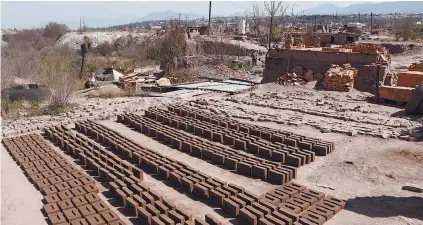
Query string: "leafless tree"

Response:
xmin=251 ymin=2 xmax=289 ymax=50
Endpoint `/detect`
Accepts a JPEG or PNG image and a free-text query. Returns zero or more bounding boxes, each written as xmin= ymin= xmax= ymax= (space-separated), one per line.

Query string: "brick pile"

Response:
xmin=408 ymin=61 xmax=423 ymax=72
xmin=278 ymin=66 xmax=323 ymax=86
xmin=323 ymin=64 xmax=358 ymax=92
xmin=343 ymin=45 xmax=386 ymax=54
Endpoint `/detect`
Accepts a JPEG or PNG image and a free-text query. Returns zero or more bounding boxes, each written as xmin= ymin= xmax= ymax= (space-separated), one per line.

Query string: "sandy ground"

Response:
xmin=1 ymin=145 xmax=46 ymax=225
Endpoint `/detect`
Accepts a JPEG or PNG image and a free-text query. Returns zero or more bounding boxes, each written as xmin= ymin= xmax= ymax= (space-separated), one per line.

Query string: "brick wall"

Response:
xmin=380 ymin=86 xmax=415 ymax=102
xmin=262 ymin=49 xmax=384 ymax=92
xmin=397 ymin=71 xmax=423 ymax=88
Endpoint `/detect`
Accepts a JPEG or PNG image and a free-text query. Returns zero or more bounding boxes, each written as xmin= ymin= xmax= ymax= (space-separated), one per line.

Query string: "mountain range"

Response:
xmin=22 ymin=1 xmax=423 ymax=30
xmin=305 ymin=1 xmax=423 ymax=15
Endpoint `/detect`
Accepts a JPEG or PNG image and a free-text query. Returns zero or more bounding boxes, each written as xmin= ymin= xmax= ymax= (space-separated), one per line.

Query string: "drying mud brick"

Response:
xmin=85 ymin=213 xmax=106 ymax=225
xmin=239 ymin=208 xmax=258 ymax=225
xmin=48 ymin=212 xmax=67 ymax=225
xmin=223 ymin=198 xmax=240 ymax=217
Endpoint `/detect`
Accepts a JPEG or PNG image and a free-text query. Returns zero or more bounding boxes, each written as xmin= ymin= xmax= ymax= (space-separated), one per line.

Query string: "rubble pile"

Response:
xmin=277 ymin=66 xmax=323 ymax=86
xmin=323 ymin=64 xmax=358 ymax=92
xmin=408 ymin=61 xmax=423 ymax=72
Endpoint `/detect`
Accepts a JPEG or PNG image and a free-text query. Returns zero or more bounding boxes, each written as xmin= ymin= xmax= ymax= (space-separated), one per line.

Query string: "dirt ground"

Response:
xmin=1 ymin=82 xmax=423 ymax=225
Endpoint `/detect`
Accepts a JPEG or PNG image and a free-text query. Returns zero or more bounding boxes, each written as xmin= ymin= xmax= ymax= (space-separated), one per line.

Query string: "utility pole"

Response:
xmin=358 ymin=13 xmax=361 ymax=23
xmin=83 ymin=16 xmax=85 ymax=32
xmin=208 ymin=1 xmax=212 ymax=35
xmin=185 ymin=15 xmax=188 ymax=27
xmin=268 ymin=1 xmax=274 ymax=50
xmin=79 ymin=17 xmax=82 ymax=32
xmin=178 ymin=13 xmax=181 ymax=25
xmin=370 ymin=12 xmax=373 ymax=34
xmin=314 ymin=15 xmax=317 ymax=32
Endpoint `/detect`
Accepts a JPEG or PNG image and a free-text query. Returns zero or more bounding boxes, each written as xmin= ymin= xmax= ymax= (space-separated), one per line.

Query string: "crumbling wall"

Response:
xmin=263 ymin=49 xmax=381 ymax=92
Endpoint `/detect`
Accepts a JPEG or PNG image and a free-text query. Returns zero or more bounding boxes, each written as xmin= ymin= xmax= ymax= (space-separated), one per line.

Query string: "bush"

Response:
xmin=36 ymin=47 xmax=82 ymax=108
xmin=43 ymin=22 xmax=69 ymax=41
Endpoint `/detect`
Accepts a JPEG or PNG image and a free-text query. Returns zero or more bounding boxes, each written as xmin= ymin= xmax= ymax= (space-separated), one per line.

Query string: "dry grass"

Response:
xmin=86 ymin=85 xmax=127 ymax=98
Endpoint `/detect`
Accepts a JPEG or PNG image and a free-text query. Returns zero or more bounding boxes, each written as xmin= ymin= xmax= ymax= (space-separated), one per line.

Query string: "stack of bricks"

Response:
xmin=239 ymin=182 xmax=347 ymax=225
xmin=2 ymin=133 xmax=126 ymax=225
xmin=408 ymin=61 xmax=423 ymax=72
xmin=343 ymin=45 xmax=386 ymax=54
xmin=322 ymin=47 xmax=352 ymax=53
xmin=323 ymin=64 xmax=358 ymax=92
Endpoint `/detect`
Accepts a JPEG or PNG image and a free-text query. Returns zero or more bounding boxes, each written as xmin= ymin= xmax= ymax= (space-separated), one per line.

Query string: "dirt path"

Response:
xmin=1 ymin=145 xmax=46 ymax=225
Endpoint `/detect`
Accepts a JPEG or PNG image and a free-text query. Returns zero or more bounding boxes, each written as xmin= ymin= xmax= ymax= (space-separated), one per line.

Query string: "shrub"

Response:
xmin=43 ymin=22 xmax=69 ymax=41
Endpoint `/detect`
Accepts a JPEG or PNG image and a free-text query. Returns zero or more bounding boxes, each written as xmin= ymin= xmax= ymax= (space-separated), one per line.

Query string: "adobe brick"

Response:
xmin=325 ymin=195 xmax=347 ymax=209
xmin=57 ymin=199 xmax=74 ymax=212
xmin=159 ymin=214 xmax=175 ymax=225
xmin=245 ymin=205 xmax=265 ymax=219
xmin=318 ymin=200 xmax=342 ymax=214
xmin=146 ymin=203 xmax=161 ymax=217
xmin=252 ymin=165 xmax=268 ymax=180
xmin=45 ymin=193 xmax=61 ymax=204
xmin=141 ymin=191 xmax=156 ymax=205
xmin=271 ymin=210 xmax=293 ymax=225
xmin=308 ymin=206 xmax=334 ymax=221
xmin=239 ymin=208 xmax=257 ymax=225
xmin=44 ymin=202 xmax=60 ymax=215
xmin=85 ymin=213 xmax=106 ymax=225
xmin=48 ymin=212 xmax=67 ymax=225
xmin=279 ymin=201 xmax=303 ymax=214
xmin=223 ymin=198 xmax=240 ymax=217
xmin=134 ymin=195 xmax=147 ymax=209
xmin=193 ymin=183 xmax=211 ymax=199
xmin=154 ymin=200 xmax=169 ymax=215
xmin=311 ymin=145 xmax=328 ymax=156
xmin=211 ymin=153 xmax=225 ymax=165
xmin=258 ymin=199 xmax=277 ymax=212
xmin=194 ymin=218 xmax=208 ymax=225
xmin=71 ymin=195 xmax=89 ymax=208
xmin=277 ymin=207 xmax=299 ymax=222
xmin=303 ymin=189 xmax=325 ymax=201
xmin=267 ymin=170 xmax=286 ymax=185
xmin=100 ymin=210 xmax=120 ymax=224
xmin=237 ymin=161 xmax=252 ymax=175
xmin=248 ymin=142 xmax=261 ymax=154
xmin=235 ymin=193 xmax=253 ymax=205
xmin=169 ymin=210 xmax=185 ymax=224
xmin=78 ymin=204 xmax=97 ymax=217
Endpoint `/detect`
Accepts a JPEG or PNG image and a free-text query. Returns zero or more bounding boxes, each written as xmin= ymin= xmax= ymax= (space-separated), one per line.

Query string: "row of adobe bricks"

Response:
xmin=72 ymin=120 xmax=227 ymax=225
xmin=74 ymin=120 xmax=329 ymax=224
xmin=2 ymin=133 xmax=125 ymax=225
xmin=168 ymin=105 xmax=334 ymax=156
xmin=118 ymin=113 xmax=297 ymax=185
xmin=238 ymin=183 xmax=347 ymax=225
xmin=76 ymin=119 xmax=348 ymax=225
xmin=145 ymin=108 xmax=315 ymax=168
xmin=45 ymin=125 xmax=223 ymax=225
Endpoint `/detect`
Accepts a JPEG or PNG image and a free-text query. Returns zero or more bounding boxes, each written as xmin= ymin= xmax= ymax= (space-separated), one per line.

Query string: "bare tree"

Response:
xmin=251 ymin=2 xmax=289 ymax=50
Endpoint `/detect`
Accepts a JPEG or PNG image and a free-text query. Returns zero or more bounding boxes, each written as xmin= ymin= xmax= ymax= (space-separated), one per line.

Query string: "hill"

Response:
xmin=306 ymin=1 xmax=423 ymax=15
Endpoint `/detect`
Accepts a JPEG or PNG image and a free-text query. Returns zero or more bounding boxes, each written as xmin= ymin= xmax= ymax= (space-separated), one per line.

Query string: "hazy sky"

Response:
xmin=1 ymin=1 xmax=363 ymax=29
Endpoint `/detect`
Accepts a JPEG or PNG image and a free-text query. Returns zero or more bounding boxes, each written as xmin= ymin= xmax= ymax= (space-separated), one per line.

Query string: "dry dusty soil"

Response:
xmin=2 ymin=83 xmax=423 ymax=225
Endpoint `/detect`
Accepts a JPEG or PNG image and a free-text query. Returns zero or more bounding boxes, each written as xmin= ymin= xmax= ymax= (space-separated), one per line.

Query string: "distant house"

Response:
xmin=148 ymin=25 xmax=162 ymax=30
